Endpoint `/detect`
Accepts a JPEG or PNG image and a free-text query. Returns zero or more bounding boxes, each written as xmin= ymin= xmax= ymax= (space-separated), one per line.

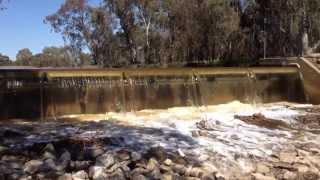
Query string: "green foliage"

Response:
xmin=42 ymin=0 xmax=320 ymax=66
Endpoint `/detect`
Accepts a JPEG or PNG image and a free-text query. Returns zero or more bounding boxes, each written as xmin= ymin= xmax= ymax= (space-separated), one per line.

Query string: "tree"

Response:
xmin=0 ymin=53 xmax=11 ymax=66
xmin=16 ymin=48 xmax=33 ymax=66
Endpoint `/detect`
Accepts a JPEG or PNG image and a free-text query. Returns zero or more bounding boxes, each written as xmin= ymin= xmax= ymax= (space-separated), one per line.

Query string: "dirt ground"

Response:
xmin=0 ymin=102 xmax=320 ymax=180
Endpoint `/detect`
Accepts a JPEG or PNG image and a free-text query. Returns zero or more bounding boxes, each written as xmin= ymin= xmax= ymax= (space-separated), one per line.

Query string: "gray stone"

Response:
xmin=44 ymin=159 xmax=60 ymax=171
xmin=147 ymin=158 xmax=159 ymax=171
xmin=88 ymin=147 xmax=104 ymax=159
xmin=252 ymin=173 xmax=276 ymax=180
xmin=161 ymin=173 xmax=182 ymax=180
xmin=256 ymin=164 xmax=270 ymax=174
xmin=201 ymin=173 xmax=216 ymax=180
xmin=58 ymin=173 xmax=73 ymax=180
xmin=0 ymin=146 xmax=8 ymax=155
xmin=107 ymin=168 xmax=126 ymax=180
xmin=132 ymin=174 xmax=147 ymax=180
xmin=164 ymin=159 xmax=173 ymax=166
xmin=72 ymin=170 xmax=89 ymax=180
xmin=150 ymin=167 xmax=161 ymax=179
xmin=89 ymin=166 xmax=107 ymax=180
xmin=70 ymin=161 xmax=91 ymax=171
xmin=43 ymin=143 xmax=55 ymax=153
xmin=59 ymin=150 xmax=71 ymax=168
xmin=283 ymin=170 xmax=297 ymax=180
xmin=96 ymin=153 xmax=115 ymax=168
xmin=24 ymin=160 xmax=44 ymax=174
xmin=279 ymin=151 xmax=297 ymax=164
xmin=42 ymin=151 xmax=56 ymax=160
xmin=131 ymin=151 xmax=142 ymax=162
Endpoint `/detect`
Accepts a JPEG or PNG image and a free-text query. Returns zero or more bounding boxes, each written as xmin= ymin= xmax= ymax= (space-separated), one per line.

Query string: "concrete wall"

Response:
xmin=298 ymin=57 xmax=320 ymax=104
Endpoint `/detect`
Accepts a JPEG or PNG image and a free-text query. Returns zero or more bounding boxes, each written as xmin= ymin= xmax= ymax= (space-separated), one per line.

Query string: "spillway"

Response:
xmin=0 ymin=66 xmax=307 ymax=120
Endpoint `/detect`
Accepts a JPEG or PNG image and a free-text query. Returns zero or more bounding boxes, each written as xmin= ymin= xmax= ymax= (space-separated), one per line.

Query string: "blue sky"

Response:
xmin=0 ymin=0 xmax=67 ymax=60
xmin=0 ymin=0 xmax=100 ymax=60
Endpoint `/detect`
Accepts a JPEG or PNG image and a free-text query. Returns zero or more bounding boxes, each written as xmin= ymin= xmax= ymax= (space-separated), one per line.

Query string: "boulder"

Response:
xmin=0 ymin=145 xmax=9 ymax=155
xmin=24 ymin=160 xmax=44 ymax=174
xmin=283 ymin=170 xmax=297 ymax=180
xmin=87 ymin=147 xmax=104 ymax=159
xmin=256 ymin=164 xmax=270 ymax=174
xmin=279 ymin=151 xmax=297 ymax=164
xmin=252 ymin=173 xmax=276 ymax=180
xmin=43 ymin=143 xmax=55 ymax=154
xmin=132 ymin=174 xmax=147 ymax=180
xmin=147 ymin=158 xmax=160 ymax=171
xmin=164 ymin=159 xmax=173 ymax=166
xmin=70 ymin=161 xmax=91 ymax=171
xmin=89 ymin=166 xmax=107 ymax=180
xmin=161 ymin=173 xmax=182 ymax=180
xmin=42 ymin=151 xmax=56 ymax=160
xmin=58 ymin=173 xmax=73 ymax=180
xmin=59 ymin=150 xmax=71 ymax=168
xmin=72 ymin=170 xmax=89 ymax=180
xmin=131 ymin=151 xmax=142 ymax=162
xmin=96 ymin=153 xmax=115 ymax=168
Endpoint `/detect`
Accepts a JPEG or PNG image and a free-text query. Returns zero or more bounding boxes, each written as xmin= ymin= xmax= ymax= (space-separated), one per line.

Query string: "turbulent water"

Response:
xmin=55 ymin=101 xmax=320 ymax=177
xmin=1 ymin=101 xmax=320 ymax=179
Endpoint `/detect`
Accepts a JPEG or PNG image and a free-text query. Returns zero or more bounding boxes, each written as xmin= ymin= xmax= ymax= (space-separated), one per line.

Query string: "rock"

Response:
xmin=150 ymin=167 xmax=161 ymax=179
xmin=164 ymin=159 xmax=173 ymax=166
xmin=272 ymin=162 xmax=296 ymax=171
xmin=172 ymin=164 xmax=187 ymax=175
xmin=43 ymin=143 xmax=55 ymax=153
xmin=201 ymin=173 xmax=216 ymax=180
xmin=96 ymin=153 xmax=115 ymax=168
xmin=279 ymin=151 xmax=297 ymax=164
xmin=58 ymin=173 xmax=73 ymax=180
xmin=42 ymin=151 xmax=56 ymax=160
xmin=293 ymin=164 xmax=309 ymax=173
xmin=6 ymin=161 xmax=24 ymax=170
xmin=256 ymin=164 xmax=270 ymax=174
xmin=107 ymin=168 xmax=126 ymax=180
xmin=301 ymin=171 xmax=319 ymax=180
xmin=59 ymin=150 xmax=71 ymax=168
xmin=283 ymin=170 xmax=297 ymax=180
xmin=132 ymin=174 xmax=147 ymax=180
xmin=185 ymin=178 xmax=201 ymax=180
xmin=147 ymin=158 xmax=160 ymax=171
xmin=148 ymin=147 xmax=167 ymax=162
xmin=7 ymin=172 xmax=26 ymax=180
xmin=89 ymin=166 xmax=107 ymax=180
xmin=161 ymin=173 xmax=182 ymax=180
xmin=252 ymin=173 xmax=276 ymax=180
xmin=191 ymin=131 xmax=200 ymax=137
xmin=0 ymin=145 xmax=9 ymax=155
xmin=70 ymin=161 xmax=91 ymax=171
xmin=116 ymin=150 xmax=131 ymax=161
xmin=131 ymin=151 xmax=142 ymax=162
xmin=24 ymin=160 xmax=44 ymax=174
xmin=72 ymin=170 xmax=89 ymax=180
xmin=44 ymin=158 xmax=59 ymax=171
xmin=131 ymin=167 xmax=151 ymax=177
xmin=185 ymin=167 xmax=204 ymax=178
xmin=87 ymin=147 xmax=104 ymax=159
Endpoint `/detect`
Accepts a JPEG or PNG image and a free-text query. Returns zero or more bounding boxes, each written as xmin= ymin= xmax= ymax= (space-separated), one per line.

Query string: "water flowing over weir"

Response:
xmin=0 ymin=66 xmax=306 ymax=120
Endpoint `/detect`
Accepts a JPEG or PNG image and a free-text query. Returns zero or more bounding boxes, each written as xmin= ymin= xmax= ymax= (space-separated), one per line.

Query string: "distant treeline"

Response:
xmin=1 ymin=0 xmax=320 ymax=67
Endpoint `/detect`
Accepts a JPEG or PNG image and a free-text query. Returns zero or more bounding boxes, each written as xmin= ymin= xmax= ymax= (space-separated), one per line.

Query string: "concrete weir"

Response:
xmin=0 ymin=66 xmax=307 ymax=119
